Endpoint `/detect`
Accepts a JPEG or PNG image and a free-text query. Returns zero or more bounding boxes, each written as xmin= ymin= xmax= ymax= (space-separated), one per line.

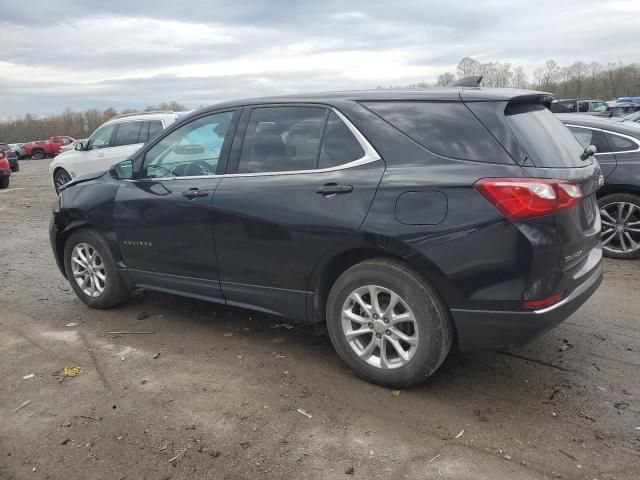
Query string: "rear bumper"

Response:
xmin=451 ymin=258 xmax=602 ymax=351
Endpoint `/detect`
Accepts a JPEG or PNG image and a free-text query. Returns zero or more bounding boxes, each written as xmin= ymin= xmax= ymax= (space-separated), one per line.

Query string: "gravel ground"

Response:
xmin=1 ymin=160 xmax=639 ymax=480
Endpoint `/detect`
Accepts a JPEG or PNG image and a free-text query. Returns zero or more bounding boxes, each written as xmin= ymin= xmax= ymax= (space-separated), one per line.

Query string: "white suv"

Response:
xmin=49 ymin=111 xmax=182 ymax=193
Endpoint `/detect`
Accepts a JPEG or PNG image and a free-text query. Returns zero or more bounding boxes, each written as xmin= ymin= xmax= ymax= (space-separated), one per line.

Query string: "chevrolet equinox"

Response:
xmin=50 ymin=82 xmax=604 ymax=387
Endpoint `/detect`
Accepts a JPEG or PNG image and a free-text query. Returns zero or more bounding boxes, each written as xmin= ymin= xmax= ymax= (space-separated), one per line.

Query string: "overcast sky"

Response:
xmin=0 ymin=0 xmax=638 ymax=117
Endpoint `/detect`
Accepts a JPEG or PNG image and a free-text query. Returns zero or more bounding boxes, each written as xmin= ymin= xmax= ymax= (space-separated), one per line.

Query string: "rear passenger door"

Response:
xmin=212 ymin=105 xmax=385 ymax=320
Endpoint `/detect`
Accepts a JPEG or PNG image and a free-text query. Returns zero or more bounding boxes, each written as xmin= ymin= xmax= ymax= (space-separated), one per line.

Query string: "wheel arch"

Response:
xmin=307 ymin=236 xmax=456 ymax=331
xmin=597 ymin=183 xmax=640 ymax=198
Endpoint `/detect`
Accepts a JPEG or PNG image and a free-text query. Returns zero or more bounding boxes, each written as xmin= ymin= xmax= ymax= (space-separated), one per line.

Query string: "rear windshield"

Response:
xmin=362 ymin=101 xmax=513 ymax=164
xmin=503 ymin=103 xmax=586 ymax=168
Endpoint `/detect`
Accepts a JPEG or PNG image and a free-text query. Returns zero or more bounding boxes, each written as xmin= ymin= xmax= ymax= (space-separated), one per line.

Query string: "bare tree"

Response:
xmin=436 ymin=72 xmax=456 ymax=86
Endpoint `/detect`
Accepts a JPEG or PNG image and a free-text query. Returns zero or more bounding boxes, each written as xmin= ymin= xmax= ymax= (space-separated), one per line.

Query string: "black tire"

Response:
xmin=0 ymin=176 xmax=8 ymax=189
xmin=63 ymin=229 xmax=131 ymax=309
xmin=54 ymin=168 xmax=72 ymax=195
xmin=32 ymin=149 xmax=45 ymax=160
xmin=598 ymin=193 xmax=640 ymax=260
xmin=326 ymin=259 xmax=453 ymax=388
xmin=11 ymin=164 xmax=18 ymax=172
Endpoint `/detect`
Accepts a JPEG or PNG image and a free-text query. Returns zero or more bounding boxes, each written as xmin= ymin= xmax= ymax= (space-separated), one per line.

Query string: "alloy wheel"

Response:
xmin=71 ymin=243 xmax=106 ymax=298
xmin=600 ymin=201 xmax=640 ymax=255
xmin=341 ymin=285 xmax=419 ymax=369
xmin=54 ymin=170 xmax=72 ymax=193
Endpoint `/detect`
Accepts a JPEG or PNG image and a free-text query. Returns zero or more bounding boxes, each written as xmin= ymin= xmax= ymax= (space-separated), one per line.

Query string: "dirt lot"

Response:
xmin=1 ymin=160 xmax=639 ymax=480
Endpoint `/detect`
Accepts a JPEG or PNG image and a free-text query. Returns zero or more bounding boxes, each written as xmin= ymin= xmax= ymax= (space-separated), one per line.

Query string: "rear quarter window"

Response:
xmin=362 ymin=101 xmax=513 ymax=164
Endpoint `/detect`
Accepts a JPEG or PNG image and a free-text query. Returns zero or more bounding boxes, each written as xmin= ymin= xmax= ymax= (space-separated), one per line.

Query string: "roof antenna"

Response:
xmin=450 ymin=76 xmax=483 ymax=87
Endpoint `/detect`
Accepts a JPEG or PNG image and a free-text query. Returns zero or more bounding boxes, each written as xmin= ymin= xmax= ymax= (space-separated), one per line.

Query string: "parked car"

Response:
xmin=0 ymin=143 xmax=19 ymax=172
xmin=22 ymin=136 xmax=76 ymax=159
xmin=616 ymin=111 xmax=640 ymax=124
xmin=50 ymin=86 xmax=603 ymax=387
xmin=0 ymin=152 xmax=11 ymax=189
xmin=594 ymin=102 xmax=640 ymax=118
xmin=558 ymin=113 xmax=640 ymax=259
xmin=550 ymin=98 xmax=608 ymax=114
xmin=60 ymin=138 xmax=87 ymax=153
xmin=49 ymin=111 xmax=179 ymax=194
xmin=9 ymin=143 xmax=27 ymax=159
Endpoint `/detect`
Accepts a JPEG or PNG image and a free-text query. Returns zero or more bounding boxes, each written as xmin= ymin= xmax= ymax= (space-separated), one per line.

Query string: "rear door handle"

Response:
xmin=182 ymin=188 xmax=210 ymax=198
xmin=316 ymin=183 xmax=353 ymax=195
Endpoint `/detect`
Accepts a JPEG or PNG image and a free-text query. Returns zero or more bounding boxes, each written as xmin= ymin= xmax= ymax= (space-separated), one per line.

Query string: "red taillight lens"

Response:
xmin=522 ymin=292 xmax=564 ymax=309
xmin=474 ymin=178 xmax=583 ymax=221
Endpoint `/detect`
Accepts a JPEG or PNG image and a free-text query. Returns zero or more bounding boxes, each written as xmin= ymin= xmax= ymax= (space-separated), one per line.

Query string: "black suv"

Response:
xmin=50 ymin=85 xmax=603 ymax=387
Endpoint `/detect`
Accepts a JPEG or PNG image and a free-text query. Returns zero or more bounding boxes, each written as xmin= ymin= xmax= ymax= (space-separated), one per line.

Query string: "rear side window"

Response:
xmin=363 ymin=101 xmax=511 ymax=163
xmin=605 ymin=132 xmax=637 ymax=152
xmin=566 ymin=126 xmax=611 ymax=153
xmin=148 ymin=120 xmax=163 ymax=139
xmin=113 ymin=121 xmax=143 ymax=147
xmin=503 ymin=103 xmax=585 ymax=168
xmin=318 ymin=111 xmax=364 ymax=169
xmin=238 ymin=106 xmax=327 ymax=173
xmin=578 ymin=102 xmax=589 ymax=113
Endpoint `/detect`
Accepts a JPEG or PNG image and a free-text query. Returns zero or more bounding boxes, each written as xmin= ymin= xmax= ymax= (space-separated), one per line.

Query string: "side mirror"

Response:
xmin=110 ymin=159 xmax=133 ymax=180
xmin=580 ymin=144 xmax=597 ymax=161
xmin=74 ymin=142 xmax=85 ymax=151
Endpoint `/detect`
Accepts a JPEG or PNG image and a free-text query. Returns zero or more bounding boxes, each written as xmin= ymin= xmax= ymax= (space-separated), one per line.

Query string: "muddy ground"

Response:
xmin=1 ymin=160 xmax=639 ymax=480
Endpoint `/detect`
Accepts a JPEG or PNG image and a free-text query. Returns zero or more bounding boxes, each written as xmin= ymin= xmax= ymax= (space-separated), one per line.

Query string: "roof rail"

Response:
xmin=112 ymin=110 xmax=177 ymax=119
xmin=450 ymin=76 xmax=483 ymax=87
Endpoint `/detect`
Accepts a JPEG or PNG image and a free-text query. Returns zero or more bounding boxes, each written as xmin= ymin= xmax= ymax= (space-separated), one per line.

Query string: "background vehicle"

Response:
xmin=0 ymin=143 xmax=19 ymax=172
xmin=49 ymin=111 xmax=179 ymax=194
xmin=23 ymin=136 xmax=75 ymax=159
xmin=8 ymin=143 xmax=27 ymax=159
xmin=51 ymin=85 xmax=603 ymax=387
xmin=618 ymin=111 xmax=640 ymax=124
xmin=594 ymin=102 xmax=640 ymax=118
xmin=550 ymin=98 xmax=608 ymax=114
xmin=559 ymin=113 xmax=640 ymax=259
xmin=0 ymin=152 xmax=11 ymax=188
xmin=60 ymin=138 xmax=87 ymax=153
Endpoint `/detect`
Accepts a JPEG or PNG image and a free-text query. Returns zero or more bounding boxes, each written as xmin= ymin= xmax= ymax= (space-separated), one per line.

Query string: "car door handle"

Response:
xmin=316 ymin=183 xmax=353 ymax=195
xmin=182 ymin=188 xmax=210 ymax=198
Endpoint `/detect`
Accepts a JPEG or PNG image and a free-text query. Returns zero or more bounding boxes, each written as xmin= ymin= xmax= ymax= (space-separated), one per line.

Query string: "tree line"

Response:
xmin=434 ymin=57 xmax=640 ymax=99
xmin=0 ymin=101 xmax=186 ymax=143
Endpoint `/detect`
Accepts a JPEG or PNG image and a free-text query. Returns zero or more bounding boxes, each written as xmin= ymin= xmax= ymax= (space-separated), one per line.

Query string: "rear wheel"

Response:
xmin=599 ymin=193 xmax=640 ymax=259
xmin=326 ymin=259 xmax=452 ymax=388
xmin=0 ymin=177 xmax=8 ymax=189
xmin=54 ymin=168 xmax=72 ymax=194
xmin=63 ymin=229 xmax=131 ymax=308
xmin=32 ymin=149 xmax=45 ymax=160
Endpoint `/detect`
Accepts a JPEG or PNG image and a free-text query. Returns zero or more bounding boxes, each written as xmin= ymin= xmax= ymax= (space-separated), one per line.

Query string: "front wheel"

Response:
xmin=326 ymin=259 xmax=453 ymax=388
xmin=53 ymin=168 xmax=72 ymax=194
xmin=599 ymin=193 xmax=640 ymax=259
xmin=63 ymin=229 xmax=131 ymax=308
xmin=0 ymin=176 xmax=9 ymax=189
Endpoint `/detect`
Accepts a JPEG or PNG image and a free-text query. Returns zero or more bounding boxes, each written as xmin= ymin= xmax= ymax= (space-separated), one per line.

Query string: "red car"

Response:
xmin=0 ymin=152 xmax=10 ymax=188
xmin=22 ymin=136 xmax=75 ymax=159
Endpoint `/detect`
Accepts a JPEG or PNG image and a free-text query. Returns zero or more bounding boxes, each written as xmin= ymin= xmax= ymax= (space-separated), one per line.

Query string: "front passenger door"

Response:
xmin=113 ymin=110 xmax=239 ymax=300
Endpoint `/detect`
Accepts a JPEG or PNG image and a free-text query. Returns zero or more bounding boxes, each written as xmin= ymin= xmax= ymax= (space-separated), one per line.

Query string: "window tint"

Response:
xmin=113 ymin=121 xmax=143 ymax=147
xmin=238 ymin=106 xmax=327 ymax=173
xmin=88 ymin=123 xmax=116 ymax=150
xmin=605 ymin=132 xmax=637 ymax=152
xmin=567 ymin=126 xmax=611 ymax=153
xmin=578 ymin=102 xmax=589 ymax=113
xmin=364 ymin=101 xmax=511 ymax=163
xmin=318 ymin=111 xmax=364 ymax=169
xmin=144 ymin=111 xmax=233 ymax=178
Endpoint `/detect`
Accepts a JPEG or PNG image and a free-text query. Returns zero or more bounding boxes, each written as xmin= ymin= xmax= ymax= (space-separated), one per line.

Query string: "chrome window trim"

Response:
xmin=565 ymin=124 xmax=640 ymax=155
xmin=137 ymin=107 xmax=382 ymax=182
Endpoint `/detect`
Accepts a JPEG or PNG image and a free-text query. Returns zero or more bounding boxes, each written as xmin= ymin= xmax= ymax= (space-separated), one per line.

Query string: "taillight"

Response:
xmin=474 ymin=178 xmax=583 ymax=221
xmin=522 ymin=291 xmax=564 ymax=309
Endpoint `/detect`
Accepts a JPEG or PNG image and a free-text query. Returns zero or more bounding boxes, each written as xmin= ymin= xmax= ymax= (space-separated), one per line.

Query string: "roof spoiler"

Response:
xmin=450 ymin=76 xmax=483 ymax=87
xmin=507 ymin=93 xmax=554 ymax=109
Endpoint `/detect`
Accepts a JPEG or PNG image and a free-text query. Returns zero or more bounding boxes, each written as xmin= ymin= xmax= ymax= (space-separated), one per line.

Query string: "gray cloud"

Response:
xmin=0 ymin=0 xmax=638 ymax=117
